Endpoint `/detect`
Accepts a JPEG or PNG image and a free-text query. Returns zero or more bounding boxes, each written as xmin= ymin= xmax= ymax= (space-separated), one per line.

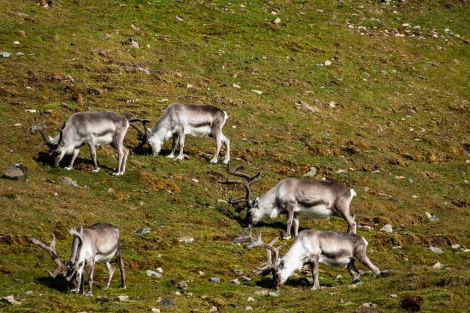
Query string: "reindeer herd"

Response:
xmin=29 ymin=103 xmax=388 ymax=296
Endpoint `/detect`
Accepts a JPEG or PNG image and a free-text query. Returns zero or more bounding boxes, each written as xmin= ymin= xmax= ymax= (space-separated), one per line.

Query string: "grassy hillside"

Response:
xmin=0 ymin=0 xmax=469 ymax=312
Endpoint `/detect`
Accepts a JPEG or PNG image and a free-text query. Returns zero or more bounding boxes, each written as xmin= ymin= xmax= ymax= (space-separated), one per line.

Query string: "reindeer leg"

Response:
xmin=87 ymin=262 xmax=95 ymax=296
xmin=347 ymin=260 xmax=361 ymax=283
xmin=117 ymin=250 xmax=126 ymax=289
xmin=221 ymin=132 xmax=230 ymax=164
xmin=65 ymin=148 xmax=80 ymax=170
xmin=210 ymin=131 xmax=221 ymax=164
xmin=176 ymin=131 xmax=185 ymax=160
xmin=103 ymin=261 xmax=115 ymax=289
xmin=293 ymin=213 xmax=300 ymax=237
xmin=88 ymin=143 xmax=100 ymax=173
xmin=168 ymin=133 xmax=179 ymax=158
xmin=310 ymin=257 xmax=320 ymax=290
xmin=284 ymin=206 xmax=295 ymax=240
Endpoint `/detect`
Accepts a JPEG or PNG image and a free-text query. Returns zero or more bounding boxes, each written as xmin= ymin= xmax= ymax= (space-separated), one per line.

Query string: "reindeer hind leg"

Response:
xmin=103 ymin=261 xmax=115 ymax=289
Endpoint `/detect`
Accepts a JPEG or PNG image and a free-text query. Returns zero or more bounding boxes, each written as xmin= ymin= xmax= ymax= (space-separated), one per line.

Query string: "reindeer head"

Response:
xmin=30 ymin=234 xmax=81 ymax=292
xmin=234 ymin=227 xmax=285 ymax=290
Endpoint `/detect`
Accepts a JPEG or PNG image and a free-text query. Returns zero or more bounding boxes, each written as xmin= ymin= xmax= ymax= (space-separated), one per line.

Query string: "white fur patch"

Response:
xmin=93 ymin=133 xmax=113 ymax=146
xmin=186 ymin=125 xmax=211 ymax=137
xmin=295 ymin=204 xmax=333 ymax=219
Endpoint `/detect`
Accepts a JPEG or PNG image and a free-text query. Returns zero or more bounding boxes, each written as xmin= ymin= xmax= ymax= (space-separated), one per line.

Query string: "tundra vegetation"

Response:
xmin=0 ymin=0 xmax=469 ymax=312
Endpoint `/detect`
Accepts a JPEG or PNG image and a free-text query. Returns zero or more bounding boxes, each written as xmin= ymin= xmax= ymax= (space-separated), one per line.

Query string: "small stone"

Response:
xmin=229 ymin=279 xmax=240 ymax=285
xmin=245 ymin=306 xmax=253 ymax=311
xmin=133 ymin=228 xmax=151 ymax=235
xmin=178 ymin=236 xmax=194 ymax=243
xmin=432 ymin=262 xmax=442 ymax=269
xmin=146 ymin=270 xmax=163 ymax=277
xmin=159 ymin=298 xmax=175 ymax=307
xmin=2 ymin=52 xmax=11 ymax=58
xmin=254 ymin=289 xmax=268 ymax=296
xmin=117 ymin=295 xmax=129 ymax=301
xmin=429 ymin=246 xmax=443 ymax=254
xmin=272 ymin=17 xmax=281 ymax=24
xmin=324 ymin=60 xmax=332 ymax=66
xmin=238 ymin=276 xmax=251 ymax=282
xmin=1 ymin=295 xmax=21 ymax=305
xmin=232 ymin=83 xmax=241 ymax=88
xmin=304 ymin=167 xmax=317 ymax=177
xmin=151 ymin=308 xmax=161 ymax=313
xmin=251 ymin=89 xmax=263 ymax=95
xmin=4 ymin=163 xmax=28 ymax=181
xmin=58 ymin=176 xmax=78 ymax=187
xmin=13 ymin=41 xmax=20 ymax=45
xmin=391 ymin=294 xmax=398 ymax=298
xmin=451 ymin=244 xmax=461 ymax=250
xmin=209 ymin=306 xmax=218 ymax=312
xmin=247 ymin=297 xmax=255 ymax=302
xmin=176 ymin=281 xmax=188 ymax=290
xmin=209 ymin=277 xmax=221 ymax=283
xmin=380 ymin=224 xmax=393 ymax=233
xmin=268 ymin=291 xmax=280 ymax=297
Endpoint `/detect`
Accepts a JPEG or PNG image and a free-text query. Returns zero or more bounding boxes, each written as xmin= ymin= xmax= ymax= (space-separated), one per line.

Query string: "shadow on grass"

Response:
xmin=36 ymin=276 xmax=69 ymax=293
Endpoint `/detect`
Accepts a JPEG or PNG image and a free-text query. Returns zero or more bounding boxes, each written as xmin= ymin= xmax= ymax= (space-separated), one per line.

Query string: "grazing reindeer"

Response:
xmin=30 ymin=222 xmax=126 ymax=296
xmin=235 ymin=228 xmax=388 ymax=290
xmin=131 ymin=103 xmax=230 ymax=164
xmin=221 ymin=165 xmax=357 ymax=239
xmin=30 ymin=112 xmax=133 ymax=175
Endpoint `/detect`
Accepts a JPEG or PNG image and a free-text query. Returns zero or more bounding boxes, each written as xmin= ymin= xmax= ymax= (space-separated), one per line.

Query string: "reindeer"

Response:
xmin=220 ymin=165 xmax=357 ymax=239
xmin=235 ymin=228 xmax=388 ymax=290
xmin=30 ymin=112 xmax=134 ymax=175
xmin=30 ymin=222 xmax=126 ymax=296
xmin=130 ymin=103 xmax=230 ymax=164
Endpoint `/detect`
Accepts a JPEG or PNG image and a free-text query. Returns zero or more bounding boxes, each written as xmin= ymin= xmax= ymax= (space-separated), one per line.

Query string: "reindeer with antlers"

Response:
xmin=220 ymin=165 xmax=357 ymax=239
xmin=30 ymin=222 xmax=126 ymax=296
xmin=129 ymin=103 xmax=230 ymax=164
xmin=235 ymin=227 xmax=388 ymax=290
xmin=30 ymin=112 xmax=138 ymax=175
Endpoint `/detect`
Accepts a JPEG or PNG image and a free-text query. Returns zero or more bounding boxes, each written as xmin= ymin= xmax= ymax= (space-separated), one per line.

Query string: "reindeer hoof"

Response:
xmin=223 ymin=159 xmax=230 ymax=164
xmin=119 ymin=284 xmax=127 ymax=290
xmin=282 ymin=235 xmax=292 ymax=240
xmin=85 ymin=292 xmax=93 ymax=297
xmin=175 ymin=155 xmax=184 ymax=161
xmin=167 ymin=154 xmax=175 ymax=159
xmin=379 ymin=270 xmax=389 ymax=278
xmin=91 ymin=168 xmax=100 ymax=173
xmin=64 ymin=167 xmax=73 ymax=171
xmin=310 ymin=285 xmax=320 ymax=291
xmin=210 ymin=158 xmax=218 ymax=164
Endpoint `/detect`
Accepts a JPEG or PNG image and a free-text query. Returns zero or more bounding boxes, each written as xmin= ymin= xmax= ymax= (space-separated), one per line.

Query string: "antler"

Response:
xmin=69 ymin=226 xmax=84 ymax=243
xmin=219 ymin=164 xmax=262 ymax=211
xmin=30 ymin=118 xmax=50 ymax=148
xmin=30 ymin=234 xmax=67 ymax=278
xmin=234 ymin=227 xmax=285 ymax=276
xmin=128 ymin=116 xmax=151 ymax=143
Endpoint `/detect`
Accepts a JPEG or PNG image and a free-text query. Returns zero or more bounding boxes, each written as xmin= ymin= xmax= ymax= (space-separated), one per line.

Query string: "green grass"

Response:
xmin=0 ymin=0 xmax=469 ymax=312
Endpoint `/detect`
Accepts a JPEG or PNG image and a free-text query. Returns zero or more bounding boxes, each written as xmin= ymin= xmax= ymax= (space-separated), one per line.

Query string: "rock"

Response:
xmin=2 ymin=52 xmax=11 ymax=58
xmin=432 ymin=262 xmax=442 ymax=269
xmin=159 ymin=298 xmax=175 ymax=307
xmin=272 ymin=17 xmax=281 ymax=24
xmin=238 ymin=276 xmax=251 ymax=282
xmin=268 ymin=291 xmax=281 ymax=297
xmin=1 ymin=295 xmax=21 ymax=305
xmin=4 ymin=163 xmax=28 ymax=181
xmin=146 ymin=270 xmax=163 ymax=277
xmin=133 ymin=228 xmax=150 ymax=235
xmin=209 ymin=306 xmax=218 ymax=312
xmin=251 ymin=89 xmax=263 ymax=95
xmin=303 ymin=166 xmax=317 ymax=177
xmin=247 ymin=297 xmax=255 ymax=302
xmin=245 ymin=306 xmax=253 ymax=311
xmin=451 ymin=244 xmax=461 ymax=250
xmin=176 ymin=281 xmax=188 ymax=290
xmin=58 ymin=176 xmax=78 ymax=187
xmin=324 ymin=60 xmax=332 ymax=66
xmin=117 ymin=295 xmax=129 ymax=301
xmin=151 ymin=308 xmax=161 ymax=313
xmin=429 ymin=246 xmax=443 ymax=254
xmin=209 ymin=277 xmax=220 ymax=283
xmin=178 ymin=236 xmax=194 ymax=243
xmin=380 ymin=224 xmax=393 ymax=233
xmin=229 ymin=279 xmax=240 ymax=285
xmin=232 ymin=83 xmax=241 ymax=88
xmin=254 ymin=289 xmax=268 ymax=296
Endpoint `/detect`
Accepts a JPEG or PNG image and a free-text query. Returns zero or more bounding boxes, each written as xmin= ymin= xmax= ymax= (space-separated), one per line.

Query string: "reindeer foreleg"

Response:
xmin=309 ymin=256 xmax=320 ymax=290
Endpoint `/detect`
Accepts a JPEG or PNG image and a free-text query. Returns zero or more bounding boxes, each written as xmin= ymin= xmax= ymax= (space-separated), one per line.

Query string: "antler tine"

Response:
xmin=220 ymin=164 xmax=263 ymax=210
xmin=128 ymin=116 xmax=151 ymax=141
xmin=30 ymin=234 xmax=66 ymax=278
xmin=30 ymin=117 xmax=49 ymax=146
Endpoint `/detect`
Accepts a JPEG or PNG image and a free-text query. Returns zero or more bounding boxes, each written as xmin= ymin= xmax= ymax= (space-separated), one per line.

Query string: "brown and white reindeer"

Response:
xmin=220 ymin=165 xmax=357 ymax=239
xmin=234 ymin=228 xmax=388 ymax=290
xmin=30 ymin=222 xmax=126 ymax=296
xmin=130 ymin=103 xmax=230 ymax=164
xmin=30 ymin=112 xmax=134 ymax=175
